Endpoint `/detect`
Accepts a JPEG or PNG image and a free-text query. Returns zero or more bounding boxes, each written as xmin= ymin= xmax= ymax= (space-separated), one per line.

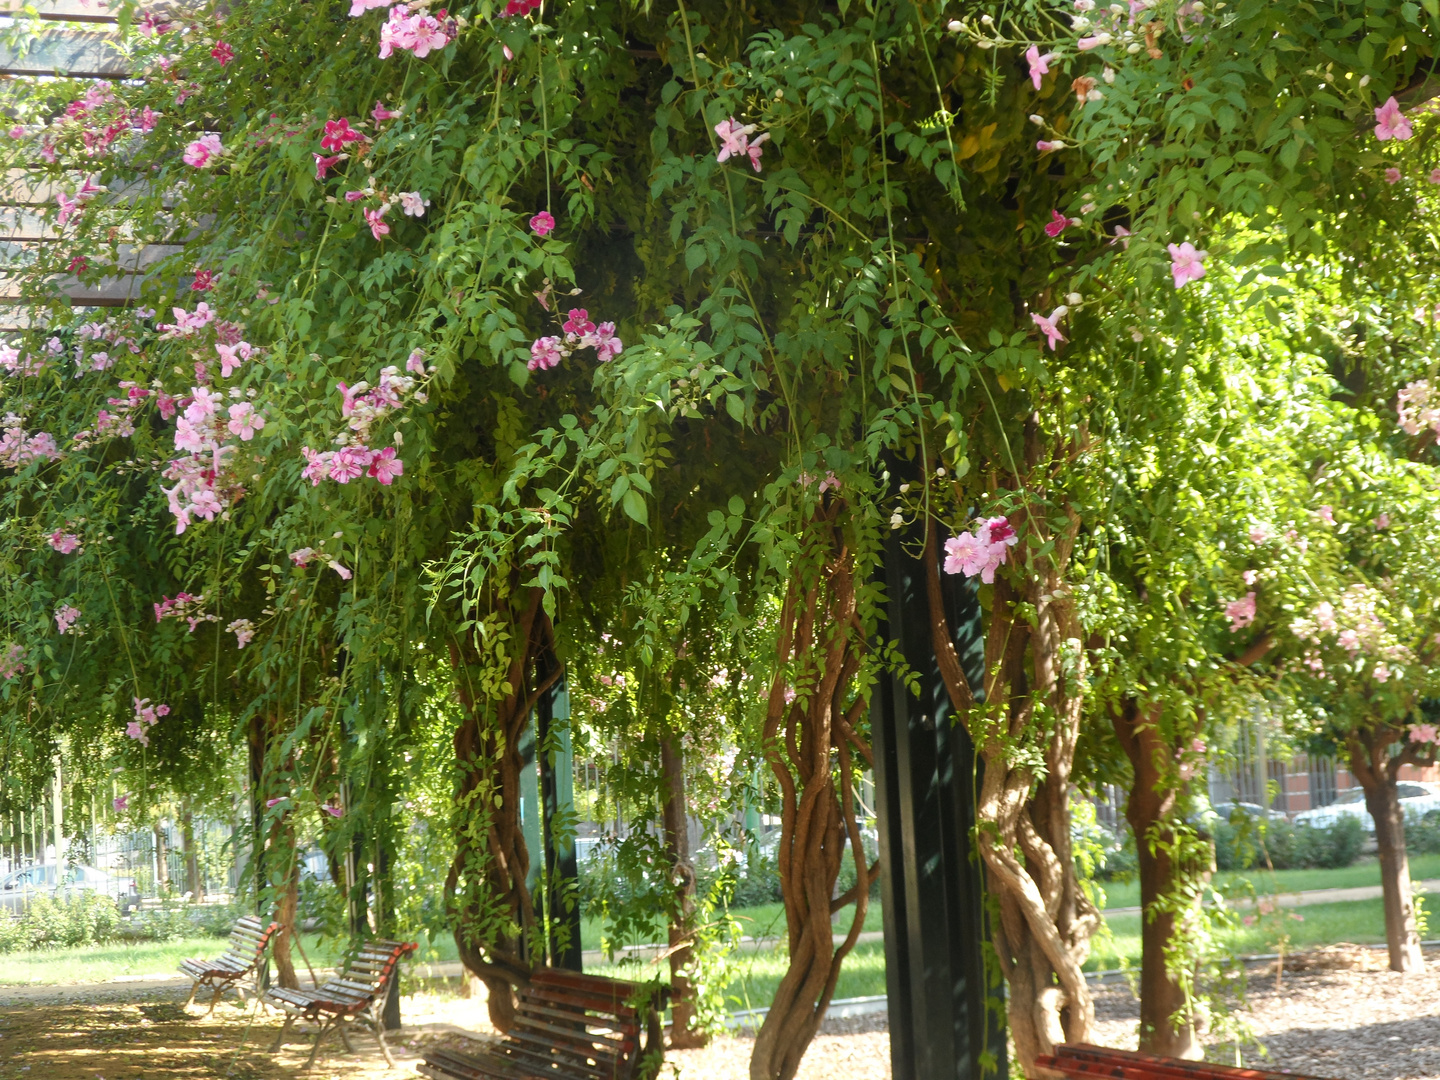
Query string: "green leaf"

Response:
xmin=621 ymin=488 xmax=648 ymax=526
xmin=725 ymin=394 xmax=745 ymax=423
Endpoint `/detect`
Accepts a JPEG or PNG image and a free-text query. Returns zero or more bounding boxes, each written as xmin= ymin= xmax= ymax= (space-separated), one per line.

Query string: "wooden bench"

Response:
xmin=178 ymin=914 xmax=280 ymax=1014
xmin=1037 ymin=1043 xmax=1337 ymax=1080
xmin=266 ymin=937 xmax=417 ymax=1070
xmin=418 ymin=968 xmax=667 ymax=1080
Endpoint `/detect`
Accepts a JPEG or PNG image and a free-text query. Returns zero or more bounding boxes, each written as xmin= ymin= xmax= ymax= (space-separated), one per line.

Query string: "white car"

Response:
xmin=1293 ymin=782 xmax=1440 ymax=831
xmin=0 ymin=863 xmax=140 ymax=915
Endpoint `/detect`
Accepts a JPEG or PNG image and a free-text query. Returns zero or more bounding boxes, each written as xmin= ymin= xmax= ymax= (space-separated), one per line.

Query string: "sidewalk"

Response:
xmin=1102 ymin=877 xmax=1440 ymax=916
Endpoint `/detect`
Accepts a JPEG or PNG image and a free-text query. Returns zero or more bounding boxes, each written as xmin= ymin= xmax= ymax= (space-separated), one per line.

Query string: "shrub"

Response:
xmin=0 ymin=891 xmax=122 ymax=952
xmin=1214 ymin=815 xmax=1364 ymax=871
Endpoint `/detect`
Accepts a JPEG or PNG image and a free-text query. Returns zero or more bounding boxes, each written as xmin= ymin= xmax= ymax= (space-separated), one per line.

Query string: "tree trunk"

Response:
xmin=444 ymin=582 xmax=560 ymax=1032
xmin=750 ymin=505 xmax=874 ymax=1080
xmin=921 ymin=458 xmax=1097 ymax=1077
xmin=271 ymin=853 xmax=301 ymax=989
xmin=660 ymin=732 xmax=706 ymax=1048
xmin=181 ymin=805 xmax=202 ymax=902
xmin=1349 ymin=729 xmax=1423 ymax=972
xmin=153 ymin=823 xmax=170 ymax=896
xmin=1113 ymin=702 xmax=1205 ymax=1058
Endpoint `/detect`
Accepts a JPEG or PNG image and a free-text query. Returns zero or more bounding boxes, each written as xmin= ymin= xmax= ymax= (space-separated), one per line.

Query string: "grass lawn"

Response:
xmin=1096 ymin=852 xmax=1440 ymax=911
xmin=0 ymin=932 xmax=346 ymax=986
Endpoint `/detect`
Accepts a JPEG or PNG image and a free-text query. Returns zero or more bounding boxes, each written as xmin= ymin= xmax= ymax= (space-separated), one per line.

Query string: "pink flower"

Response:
xmin=406 ymin=349 xmax=426 ymax=374
xmin=182 ymin=133 xmax=223 ymax=168
xmin=1430 ymin=168 xmax=1440 ymax=186
xmin=368 ymin=445 xmax=404 ymax=484
xmin=344 ymin=190 xmax=368 ymax=201
xmin=1374 ymin=96 xmax=1413 ymax=142
xmin=1036 ymin=140 xmax=1066 ymax=153
xmin=1248 ymin=525 xmax=1269 ymax=545
xmin=746 ymin=131 xmax=770 ymax=172
xmin=56 ymin=192 xmax=81 ymax=227
xmin=371 ymin=100 xmax=398 ymax=122
xmin=215 ymin=341 xmax=252 ymax=377
xmin=328 ymin=560 xmax=352 ymax=580
xmin=289 ymin=547 xmax=316 ymax=567
xmin=1242 ymin=569 xmax=1257 ymax=585
xmin=55 ymin=604 xmax=80 ymax=634
xmin=529 ymin=210 xmax=555 ymax=235
xmin=227 ymin=402 xmax=265 ymax=440
xmin=399 ymin=191 xmax=429 ymax=217
xmin=1223 ymin=591 xmax=1256 ymax=632
xmin=314 ymin=153 xmax=342 ymax=179
xmin=125 ymin=721 xmax=149 ymax=746
xmin=1044 ymin=210 xmax=1074 ymax=238
xmin=1025 ymin=45 xmax=1056 ymax=90
xmin=1077 ymin=34 xmax=1110 ymax=50
xmin=589 ymin=322 xmax=623 ymax=362
xmin=210 ymin=40 xmax=234 ymax=65
xmin=322 ymin=802 xmax=344 ymax=818
xmin=364 ymin=206 xmax=390 ymax=240
xmin=1374 ymin=513 xmax=1390 ymax=530
xmin=113 ymin=794 xmax=129 ymax=812
xmin=1373 ymin=662 xmax=1392 ymax=683
xmin=48 ymin=531 xmax=81 ymax=553
xmin=715 ymin=117 xmax=751 ymax=164
xmin=1385 ymin=167 xmax=1402 ymax=185
xmin=349 ymin=0 xmax=391 ymax=14
xmin=329 ymin=447 xmax=371 ymax=483
xmin=1410 ymin=723 xmax=1439 ymax=745
xmin=1339 ymin=628 xmax=1361 ymax=653
xmin=1167 ymin=241 xmax=1207 ymax=289
xmin=563 ymin=308 xmax=596 ymax=336
xmin=529 ymin=335 xmax=564 ymax=371
xmin=265 ymin=796 xmax=288 ymax=808
xmin=1316 ymin=504 xmax=1334 ymax=525
xmin=1111 ymin=225 xmax=1131 ymax=248
xmin=192 ymin=269 xmax=214 ymax=291
xmin=227 ymin=618 xmax=254 ymax=648
xmin=319 ymin=118 xmax=365 ymax=153
xmin=140 ymin=107 xmax=158 ymax=133
xmin=1031 ymin=306 xmax=1068 ymax=351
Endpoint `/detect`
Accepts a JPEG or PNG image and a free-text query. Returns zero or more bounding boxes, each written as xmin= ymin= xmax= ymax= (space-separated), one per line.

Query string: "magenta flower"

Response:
xmin=1043 ymin=210 xmax=1074 ymax=238
xmin=746 ymin=131 xmax=771 ymax=172
xmin=215 ymin=341 xmax=252 ymax=377
xmin=113 ymin=794 xmax=129 ymax=812
xmin=715 ymin=118 xmax=751 ymax=163
xmin=1031 ymin=306 xmax=1068 ymax=351
xmin=529 ymin=336 xmax=564 ymax=371
xmin=1036 ymin=140 xmax=1066 ymax=153
xmin=265 ymin=796 xmax=288 ymax=808
xmin=1025 ymin=45 xmax=1055 ymax=90
xmin=328 ymin=560 xmax=352 ymax=580
xmin=1385 ymin=167 xmax=1402 ymax=185
xmin=56 ymin=191 xmax=81 ymax=227
xmin=589 ymin=322 xmax=623 ymax=362
xmin=192 ymin=269 xmax=214 ymax=291
xmin=364 ymin=205 xmax=390 ymax=240
xmin=313 ymin=153 xmax=342 ymax=179
xmin=406 ymin=349 xmax=427 ymax=374
xmin=329 ymin=447 xmax=370 ymax=483
xmin=1166 ymin=241 xmax=1207 ymax=288
xmin=530 ymin=210 xmax=555 ymax=236
xmin=322 ymin=802 xmax=344 ymax=818
xmin=125 ymin=721 xmax=149 ymax=746
xmin=368 ymin=446 xmax=404 ymax=484
xmin=182 ymin=133 xmax=223 ymax=168
xmin=210 ymin=40 xmax=234 ymax=65
xmin=48 ymin=531 xmax=81 ymax=553
xmin=563 ymin=308 xmax=596 ymax=336
xmin=1223 ymin=591 xmax=1257 ymax=632
xmin=502 ymin=0 xmax=541 ymax=13
xmin=320 ymin=118 xmax=365 ymax=153
xmin=344 ymin=190 xmax=367 ymax=201
xmin=372 ymin=100 xmax=398 ymax=122
xmin=1374 ymin=96 xmax=1413 ymax=142
xmin=289 ymin=547 xmax=316 ymax=567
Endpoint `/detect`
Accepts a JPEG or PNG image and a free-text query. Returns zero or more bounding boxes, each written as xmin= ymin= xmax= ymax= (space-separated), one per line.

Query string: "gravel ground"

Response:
xmin=1092 ymin=946 xmax=1440 ymax=1080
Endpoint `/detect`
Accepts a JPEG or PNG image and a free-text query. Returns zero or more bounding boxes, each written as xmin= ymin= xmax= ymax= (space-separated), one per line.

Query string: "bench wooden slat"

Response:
xmin=422 ymin=1048 xmax=551 ymax=1080
xmin=503 ymin=1020 xmax=628 ymax=1068
xmin=479 ymin=1042 xmax=613 ymax=1080
xmin=1038 ymin=1045 xmax=1339 ymax=1080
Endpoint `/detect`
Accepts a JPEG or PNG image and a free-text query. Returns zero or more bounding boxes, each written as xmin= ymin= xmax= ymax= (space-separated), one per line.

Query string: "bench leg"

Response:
xmin=305 ymin=1017 xmax=337 ymax=1071
xmin=183 ymin=979 xmax=200 ymax=1009
xmin=207 ymin=982 xmax=227 ymax=1016
xmin=336 ymin=1017 xmax=356 ymax=1055
xmin=269 ymin=1013 xmax=296 ymax=1053
xmin=373 ymin=1022 xmax=397 ymax=1068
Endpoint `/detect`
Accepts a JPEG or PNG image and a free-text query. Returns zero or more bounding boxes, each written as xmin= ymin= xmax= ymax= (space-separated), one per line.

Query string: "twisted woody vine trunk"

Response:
xmin=923 ymin=487 xmax=1097 ymax=1076
xmin=1348 ymin=724 xmax=1424 ymax=973
xmin=445 ymin=583 xmax=561 ymax=1030
xmin=750 ymin=504 xmax=876 ymax=1080
xmin=659 ymin=731 xmax=706 ymax=1049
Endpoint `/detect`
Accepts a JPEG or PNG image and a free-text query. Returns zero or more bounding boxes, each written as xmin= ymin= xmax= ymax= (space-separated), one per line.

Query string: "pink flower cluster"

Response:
xmin=227 ymin=618 xmax=255 ymax=648
xmin=289 ymin=547 xmax=353 ymax=579
xmin=48 ymin=530 xmax=81 ymax=554
xmin=1223 ymin=591 xmax=1256 ymax=632
xmin=1290 ymin=586 xmax=1414 ymax=679
xmin=0 ymin=343 xmax=46 ymax=377
xmin=299 ymin=364 xmax=422 ymax=485
xmin=183 ymin=133 xmax=224 ymax=168
xmin=54 ymin=604 xmax=80 ymax=634
xmin=528 ymin=308 xmax=623 ymax=371
xmin=377 ymin=6 xmax=453 ymax=59
xmin=1398 ymin=380 xmax=1440 ymax=438
xmin=0 ymin=414 xmax=62 ymax=468
xmin=55 ymin=175 xmax=100 ymax=227
xmin=15 ymin=82 xmax=156 ymax=168
xmin=1410 ymin=724 xmax=1439 ymax=745
xmin=942 ymin=516 xmax=1019 ymax=584
xmin=714 ymin=118 xmax=770 ymax=172
xmin=0 ymin=644 xmax=24 ymax=679
xmin=125 ymin=696 xmax=170 ymax=747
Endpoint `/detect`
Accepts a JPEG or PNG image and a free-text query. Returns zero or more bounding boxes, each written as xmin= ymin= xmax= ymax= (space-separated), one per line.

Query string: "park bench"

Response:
xmin=417 ymin=968 xmax=667 ymax=1080
xmin=178 ymin=914 xmax=280 ymax=1014
xmin=1037 ymin=1043 xmax=1336 ymax=1080
xmin=266 ymin=937 xmax=417 ymax=1070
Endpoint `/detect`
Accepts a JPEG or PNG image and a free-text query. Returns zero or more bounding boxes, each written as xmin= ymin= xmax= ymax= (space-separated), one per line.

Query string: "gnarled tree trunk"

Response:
xmin=750 ymin=504 xmax=875 ymax=1080
xmin=1349 ymin=726 xmax=1424 ymax=972
xmin=445 ymin=583 xmax=561 ymax=1031
xmin=923 ymin=485 xmax=1097 ymax=1076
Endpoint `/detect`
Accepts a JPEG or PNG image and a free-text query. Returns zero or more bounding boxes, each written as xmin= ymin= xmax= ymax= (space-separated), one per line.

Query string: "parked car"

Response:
xmin=1210 ymin=801 xmax=1288 ymax=823
xmin=1293 ymin=782 xmax=1440 ymax=832
xmin=0 ymin=863 xmax=140 ymax=915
